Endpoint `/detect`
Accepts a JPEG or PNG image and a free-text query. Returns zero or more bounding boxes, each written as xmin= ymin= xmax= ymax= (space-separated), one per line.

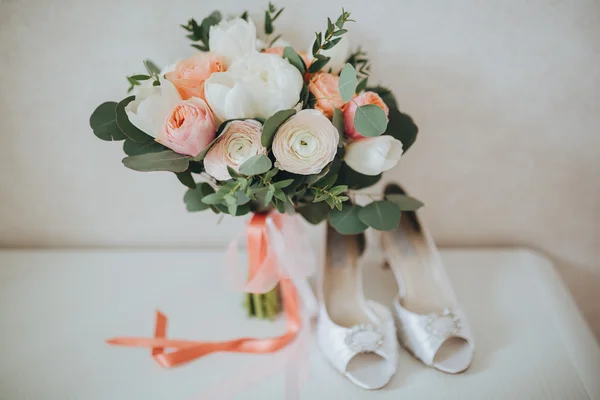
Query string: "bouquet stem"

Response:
xmin=245 ymin=286 xmax=281 ymax=320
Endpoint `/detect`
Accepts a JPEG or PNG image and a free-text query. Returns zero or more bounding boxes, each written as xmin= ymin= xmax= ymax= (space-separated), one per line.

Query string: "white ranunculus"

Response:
xmin=125 ymin=80 xmax=182 ymax=138
xmin=272 ymin=109 xmax=339 ymax=175
xmin=204 ymin=53 xmax=303 ymax=122
xmin=209 ymin=17 xmax=257 ymax=66
xmin=306 ymin=35 xmax=350 ymax=73
xmin=345 ymin=136 xmax=404 ymax=176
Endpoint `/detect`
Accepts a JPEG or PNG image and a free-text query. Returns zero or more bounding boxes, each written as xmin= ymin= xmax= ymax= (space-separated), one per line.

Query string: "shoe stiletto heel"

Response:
xmin=381 ymin=184 xmax=475 ymax=374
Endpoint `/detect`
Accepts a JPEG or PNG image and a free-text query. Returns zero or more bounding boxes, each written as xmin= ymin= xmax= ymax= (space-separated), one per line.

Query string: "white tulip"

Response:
xmin=204 ymin=53 xmax=303 ymax=122
xmin=209 ymin=17 xmax=258 ymax=66
xmin=344 ymin=136 xmax=404 ymax=176
xmin=306 ymin=35 xmax=350 ymax=73
xmin=125 ymin=80 xmax=182 ymax=138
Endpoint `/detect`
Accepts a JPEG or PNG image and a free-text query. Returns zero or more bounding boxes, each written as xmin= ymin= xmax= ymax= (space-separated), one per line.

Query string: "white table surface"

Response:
xmin=0 ymin=248 xmax=599 ymax=400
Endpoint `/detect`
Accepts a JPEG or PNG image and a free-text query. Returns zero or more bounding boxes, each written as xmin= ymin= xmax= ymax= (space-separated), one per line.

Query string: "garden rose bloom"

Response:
xmin=165 ymin=53 xmax=224 ymax=100
xmin=308 ymin=73 xmax=344 ymax=119
xmin=344 ymin=91 xmax=390 ymax=140
xmin=204 ymin=53 xmax=303 ymax=122
xmin=204 ymin=120 xmax=266 ymax=181
xmin=344 ymin=136 xmax=403 ymax=176
xmin=272 ymin=109 xmax=339 ymax=175
xmin=209 ymin=17 xmax=257 ymax=66
xmin=156 ymin=97 xmax=216 ymax=157
xmin=125 ymin=80 xmax=182 ymax=138
xmin=263 ymin=47 xmax=311 ymax=66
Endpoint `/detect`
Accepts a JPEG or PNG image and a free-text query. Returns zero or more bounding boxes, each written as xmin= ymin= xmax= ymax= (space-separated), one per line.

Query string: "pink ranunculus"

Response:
xmin=343 ymin=91 xmax=390 ymax=140
xmin=165 ymin=53 xmax=224 ymax=101
xmin=204 ymin=120 xmax=267 ymax=181
xmin=308 ymin=72 xmax=344 ymax=119
xmin=263 ymin=47 xmax=311 ymax=67
xmin=157 ymin=97 xmax=217 ymax=157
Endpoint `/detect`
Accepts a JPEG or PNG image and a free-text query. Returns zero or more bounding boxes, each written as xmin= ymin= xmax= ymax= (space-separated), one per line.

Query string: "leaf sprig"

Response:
xmin=181 ymin=11 xmax=222 ymax=51
xmin=346 ymin=48 xmax=371 ymax=92
xmin=265 ymin=2 xmax=284 ymax=45
xmin=309 ymin=8 xmax=354 ymax=73
xmin=126 ymin=60 xmax=161 ymax=93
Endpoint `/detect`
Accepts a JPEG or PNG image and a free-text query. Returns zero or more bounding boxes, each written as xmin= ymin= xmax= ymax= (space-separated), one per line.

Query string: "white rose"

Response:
xmin=204 ymin=53 xmax=303 ymax=122
xmin=306 ymin=36 xmax=350 ymax=73
xmin=272 ymin=109 xmax=339 ymax=175
xmin=125 ymin=80 xmax=181 ymax=138
xmin=209 ymin=17 xmax=257 ymax=66
xmin=344 ymin=136 xmax=403 ymax=176
xmin=204 ymin=120 xmax=266 ymax=181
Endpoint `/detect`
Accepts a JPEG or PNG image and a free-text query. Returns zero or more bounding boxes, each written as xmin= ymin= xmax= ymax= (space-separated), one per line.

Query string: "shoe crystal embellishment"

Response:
xmin=345 ymin=324 xmax=384 ymax=353
xmin=425 ymin=309 xmax=462 ymax=339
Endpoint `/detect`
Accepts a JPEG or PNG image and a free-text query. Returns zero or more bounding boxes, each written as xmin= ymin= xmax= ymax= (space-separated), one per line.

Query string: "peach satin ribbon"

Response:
xmin=106 ymin=212 xmax=312 ymax=398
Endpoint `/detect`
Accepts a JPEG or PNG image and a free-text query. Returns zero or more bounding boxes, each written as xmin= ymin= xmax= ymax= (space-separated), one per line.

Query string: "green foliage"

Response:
xmin=122 ymin=150 xmax=190 ymax=172
xmin=354 ymin=104 xmax=388 ymax=137
xmin=115 ymin=96 xmax=154 ymax=143
xmin=184 ymin=182 xmax=215 ymax=212
xmin=383 ymin=108 xmax=419 ymax=153
xmin=90 ymin=102 xmax=126 ymax=141
xmin=338 ymin=63 xmax=357 ymax=102
xmin=297 ymin=202 xmax=330 ymax=225
xmin=336 ymin=162 xmax=381 ymax=190
xmin=309 ymin=8 xmax=354 ymax=73
xmin=264 ymin=2 xmax=284 ymax=35
xmin=176 ymin=170 xmax=196 ymax=189
xmin=332 ymin=108 xmax=345 ymax=146
xmin=329 ymin=203 xmax=367 ymax=234
xmin=261 ymin=109 xmax=296 ymax=148
xmin=123 ymin=138 xmax=166 ymax=156
xmin=239 ymin=154 xmax=272 ymax=175
xmin=346 ymin=48 xmax=371 ymax=91
xmin=126 ymin=74 xmax=150 ymax=93
xmin=283 ymin=47 xmax=306 ymax=75
xmin=386 ymin=194 xmax=424 ymax=211
xmin=181 ymin=11 xmax=222 ymax=51
xmin=358 ymin=200 xmax=401 ymax=231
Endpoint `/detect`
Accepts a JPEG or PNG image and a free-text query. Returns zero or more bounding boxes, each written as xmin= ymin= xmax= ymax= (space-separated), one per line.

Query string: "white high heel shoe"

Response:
xmin=381 ymin=184 xmax=475 ymax=374
xmin=316 ymin=226 xmax=398 ymax=390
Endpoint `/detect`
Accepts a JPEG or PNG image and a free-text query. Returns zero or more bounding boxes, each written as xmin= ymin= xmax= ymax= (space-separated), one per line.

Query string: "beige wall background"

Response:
xmin=1 ymin=0 xmax=598 ymax=336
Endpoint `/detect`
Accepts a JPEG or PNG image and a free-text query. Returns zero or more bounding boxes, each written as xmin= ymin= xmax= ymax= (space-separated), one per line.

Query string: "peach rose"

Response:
xmin=165 ymin=53 xmax=224 ymax=101
xmin=308 ymin=73 xmax=344 ymax=119
xmin=157 ymin=97 xmax=216 ymax=157
xmin=263 ymin=47 xmax=311 ymax=67
xmin=204 ymin=120 xmax=267 ymax=181
xmin=343 ymin=91 xmax=390 ymax=140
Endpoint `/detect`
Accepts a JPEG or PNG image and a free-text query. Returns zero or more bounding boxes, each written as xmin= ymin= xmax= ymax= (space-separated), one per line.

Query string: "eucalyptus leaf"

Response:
xmin=297 ymin=202 xmax=329 ymax=224
xmin=123 ymin=138 xmax=166 ymax=156
xmin=184 ymin=182 xmax=214 ymax=212
xmin=329 ymin=203 xmax=368 ymax=234
xmin=261 ymin=109 xmax=296 ymax=148
xmin=354 ymin=104 xmax=388 ymax=137
xmin=308 ymin=57 xmax=330 ymax=73
xmin=272 ymin=179 xmax=294 ymax=189
xmin=332 ymin=108 xmax=345 ymax=146
xmin=336 ymin=162 xmax=381 ymax=190
xmin=201 ymin=193 xmax=223 ymax=205
xmin=239 ymin=154 xmax=272 ymax=175
xmin=384 ymin=108 xmax=419 ymax=153
xmin=283 ymin=47 xmax=306 ymax=74
xmin=90 ymin=102 xmax=126 ymax=141
xmin=122 ymin=150 xmax=190 ymax=172
xmin=385 ymin=194 xmax=424 ymax=211
xmin=236 ymin=191 xmax=251 ymax=205
xmin=116 ymin=96 xmax=154 ymax=143
xmin=338 ymin=63 xmax=357 ymax=102
xmin=176 ymin=171 xmax=196 ymax=189
xmin=358 ymin=201 xmax=401 ymax=231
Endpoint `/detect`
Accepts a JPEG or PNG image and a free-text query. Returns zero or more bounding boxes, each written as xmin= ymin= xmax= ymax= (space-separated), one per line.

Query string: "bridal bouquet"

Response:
xmin=90 ymin=5 xmax=420 ymax=319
